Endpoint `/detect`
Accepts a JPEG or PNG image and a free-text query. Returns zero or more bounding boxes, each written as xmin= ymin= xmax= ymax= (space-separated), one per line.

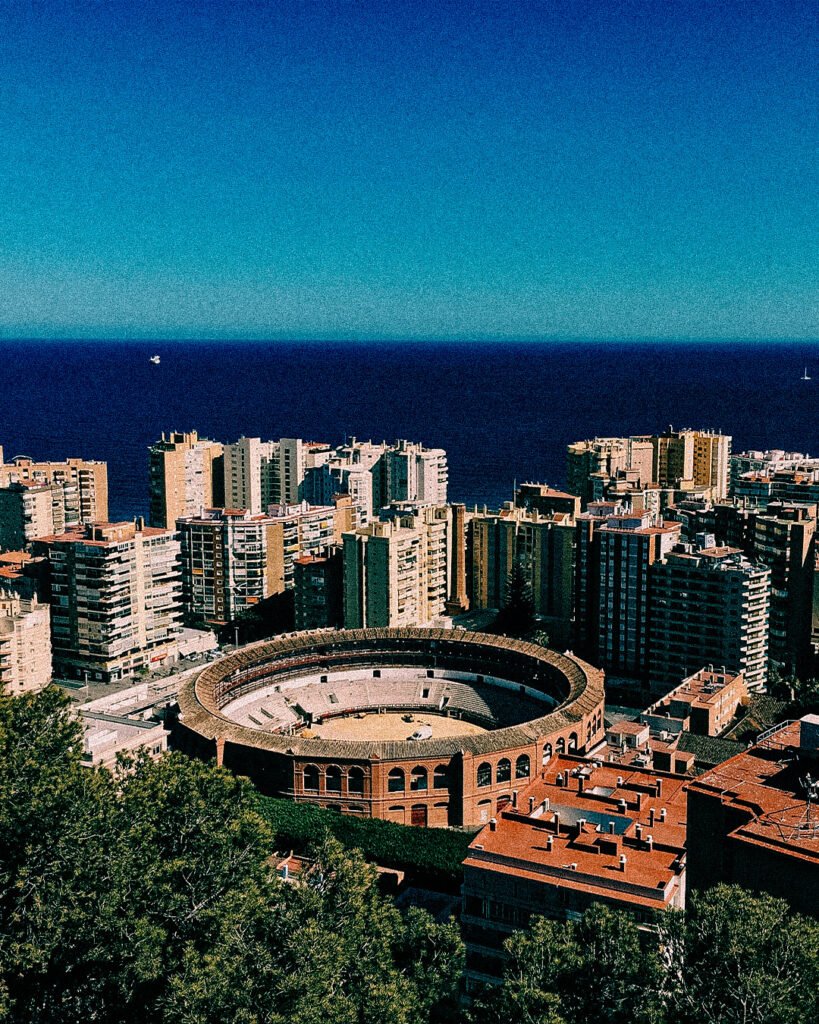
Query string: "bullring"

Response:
xmin=174 ymin=627 xmax=605 ymax=827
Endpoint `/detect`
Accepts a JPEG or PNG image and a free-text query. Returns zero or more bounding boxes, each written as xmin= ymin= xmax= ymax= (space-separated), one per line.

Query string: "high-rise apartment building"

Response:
xmin=343 ymin=520 xmax=428 ymax=628
xmin=179 ymin=509 xmax=273 ymax=626
xmin=752 ymin=502 xmax=817 ymax=675
xmin=303 ymin=438 xmax=448 ymax=526
xmin=33 ymin=521 xmax=182 ymax=683
xmin=0 ymin=592 xmax=51 ymax=694
xmin=293 ymin=550 xmax=343 ymax=630
xmin=148 ymin=430 xmax=224 ymax=528
xmin=649 ymin=545 xmax=770 ymax=692
xmin=733 ymin=469 xmax=819 ymax=509
xmin=0 ymin=452 xmax=108 ymax=525
xmin=0 ymin=482 xmax=65 ymax=551
xmin=222 ymin=437 xmax=305 ymax=514
xmin=730 ymin=449 xmax=819 ymax=493
xmin=469 ymin=504 xmax=575 ymax=646
xmin=266 ymin=501 xmax=337 ymax=593
xmin=575 ymin=505 xmax=680 ymax=679
xmin=515 ymin=483 xmax=580 ymax=519
xmin=567 ymin=430 xmax=730 ymax=509
xmin=178 ymin=502 xmax=336 ymax=626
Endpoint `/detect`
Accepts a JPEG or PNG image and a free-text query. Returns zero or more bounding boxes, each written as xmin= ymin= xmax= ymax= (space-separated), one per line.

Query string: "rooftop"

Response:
xmin=686 ymin=718 xmax=819 ymax=864
xmin=465 ymin=755 xmax=688 ymax=909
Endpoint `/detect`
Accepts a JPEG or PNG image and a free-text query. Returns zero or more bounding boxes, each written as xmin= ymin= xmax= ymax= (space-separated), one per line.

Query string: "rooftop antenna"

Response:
xmin=801 ymin=773 xmax=819 ymax=831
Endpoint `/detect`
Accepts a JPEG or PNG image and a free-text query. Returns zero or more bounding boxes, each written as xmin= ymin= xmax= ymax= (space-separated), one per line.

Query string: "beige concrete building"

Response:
xmin=0 ymin=482 xmax=65 ymax=551
xmin=148 ymin=430 xmax=224 ymax=528
xmin=303 ymin=437 xmax=448 ymax=526
xmin=343 ymin=520 xmax=426 ymax=628
xmin=0 ymin=452 xmax=108 ymax=524
xmin=567 ymin=430 xmax=730 ymax=508
xmin=33 ymin=521 xmax=183 ymax=683
xmin=0 ymin=592 xmax=51 ymax=694
xmin=222 ymin=436 xmax=306 ymax=514
xmin=178 ymin=502 xmax=337 ymax=626
xmin=575 ymin=504 xmax=681 ymax=679
xmin=469 ymin=504 xmax=575 ymax=647
xmin=649 ymin=545 xmax=770 ymax=692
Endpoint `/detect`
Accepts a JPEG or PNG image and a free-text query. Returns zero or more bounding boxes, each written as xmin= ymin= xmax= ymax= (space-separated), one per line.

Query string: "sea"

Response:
xmin=0 ymin=340 xmax=816 ymax=522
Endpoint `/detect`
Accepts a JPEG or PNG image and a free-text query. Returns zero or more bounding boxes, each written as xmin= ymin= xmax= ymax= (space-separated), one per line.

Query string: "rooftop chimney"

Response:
xmin=489 ymin=818 xmax=497 ymax=832
xmin=608 ymin=821 xmax=616 ymax=834
xmin=660 ymin=808 xmax=667 ymax=822
xmin=649 ymin=808 xmax=656 ymax=827
xmin=553 ymin=812 xmax=561 ymax=834
xmin=617 ymin=775 xmax=624 ymax=786
xmin=511 ymin=790 xmax=518 ymax=808
xmin=636 ymin=824 xmax=643 ymax=841
xmin=656 ymin=779 xmax=663 ymax=797
xmin=646 ymin=835 xmax=654 ymax=851
xmin=578 ymin=775 xmax=585 ymax=793
xmin=619 ymin=854 xmax=627 ymax=872
xmin=546 ymin=835 xmax=554 ymax=851
xmin=528 ymin=796 xmax=536 ymax=813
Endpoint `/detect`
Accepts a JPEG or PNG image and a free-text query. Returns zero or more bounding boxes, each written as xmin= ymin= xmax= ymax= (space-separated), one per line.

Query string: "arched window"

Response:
xmin=556 ymin=737 xmax=566 ymax=754
xmin=568 ymin=732 xmax=578 ymax=752
xmin=326 ymin=765 xmax=342 ymax=792
xmin=496 ymin=758 xmax=511 ymax=783
xmin=515 ymin=754 xmax=531 ymax=779
xmin=477 ymin=762 xmax=492 ymax=787
xmin=348 ymin=766 xmax=365 ymax=795
xmin=388 ymin=768 xmax=405 ymax=793
xmin=303 ymin=764 xmax=319 ymax=792
xmin=433 ymin=765 xmax=449 ymax=790
xmin=542 ymin=743 xmax=552 ymax=765
xmin=410 ymin=766 xmax=428 ymax=791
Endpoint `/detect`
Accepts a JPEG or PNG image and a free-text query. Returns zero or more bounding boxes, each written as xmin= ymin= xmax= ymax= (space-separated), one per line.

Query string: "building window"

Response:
xmin=568 ymin=732 xmax=578 ymax=751
xmin=433 ymin=765 xmax=449 ymax=789
xmin=516 ymin=754 xmax=531 ymax=779
xmin=388 ymin=768 xmax=405 ymax=793
xmin=348 ymin=766 xmax=365 ymax=795
xmin=477 ymin=762 xmax=492 ymax=787
xmin=326 ymin=765 xmax=342 ymax=792
xmin=303 ymin=764 xmax=319 ymax=792
xmin=556 ymin=738 xmax=565 ymax=754
xmin=496 ymin=758 xmax=511 ymax=784
xmin=410 ymin=766 xmax=428 ymax=791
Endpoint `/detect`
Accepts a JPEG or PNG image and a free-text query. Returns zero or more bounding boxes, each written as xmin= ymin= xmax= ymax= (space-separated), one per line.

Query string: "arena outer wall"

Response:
xmin=173 ymin=628 xmax=605 ymax=828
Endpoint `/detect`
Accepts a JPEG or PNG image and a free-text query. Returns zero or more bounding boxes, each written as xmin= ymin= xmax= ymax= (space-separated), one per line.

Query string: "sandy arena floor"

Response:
xmin=302 ymin=711 xmax=488 ymax=741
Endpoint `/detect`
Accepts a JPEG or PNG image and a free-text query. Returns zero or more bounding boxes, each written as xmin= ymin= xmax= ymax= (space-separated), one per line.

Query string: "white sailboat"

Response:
xmin=801 ymin=365 xmax=811 ymax=381
xmin=150 ymin=354 xmax=161 ymax=365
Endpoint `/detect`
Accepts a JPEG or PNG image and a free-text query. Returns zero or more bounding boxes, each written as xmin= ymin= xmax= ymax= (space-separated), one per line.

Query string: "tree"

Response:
xmin=494 ymin=560 xmax=537 ymax=638
xmin=472 ymin=906 xmax=663 ymax=1024
xmin=657 ymin=885 xmax=819 ymax=1024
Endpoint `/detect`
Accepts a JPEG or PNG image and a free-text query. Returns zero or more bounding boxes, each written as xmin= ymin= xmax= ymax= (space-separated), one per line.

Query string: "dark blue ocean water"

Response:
xmin=0 ymin=340 xmax=816 ymax=521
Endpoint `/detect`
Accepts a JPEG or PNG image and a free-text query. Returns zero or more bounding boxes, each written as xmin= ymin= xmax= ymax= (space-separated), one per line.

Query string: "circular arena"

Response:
xmin=174 ymin=628 xmax=605 ymax=828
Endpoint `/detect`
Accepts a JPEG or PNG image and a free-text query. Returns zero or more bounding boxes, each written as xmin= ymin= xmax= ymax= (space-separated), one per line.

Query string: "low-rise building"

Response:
xmin=0 ymin=592 xmax=51 ymax=694
xmin=686 ymin=716 xmax=819 ymax=917
xmin=641 ymin=667 xmax=747 ymax=738
xmin=462 ymin=755 xmax=688 ymax=986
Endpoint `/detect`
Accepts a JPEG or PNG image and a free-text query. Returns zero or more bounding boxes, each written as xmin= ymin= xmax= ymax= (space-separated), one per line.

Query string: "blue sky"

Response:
xmin=0 ymin=0 xmax=816 ymax=340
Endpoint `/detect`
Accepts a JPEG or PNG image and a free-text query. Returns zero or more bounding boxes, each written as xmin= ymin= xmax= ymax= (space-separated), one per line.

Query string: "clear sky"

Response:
xmin=1 ymin=0 xmax=816 ymax=341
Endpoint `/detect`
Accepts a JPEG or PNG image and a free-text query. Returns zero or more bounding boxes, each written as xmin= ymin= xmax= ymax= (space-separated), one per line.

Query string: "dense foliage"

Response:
xmin=0 ymin=688 xmax=463 ymax=1024
xmin=471 ymin=890 xmax=819 ymax=1024
xmin=257 ymin=796 xmax=472 ymax=890
xmin=2 ymin=686 xmax=817 ymax=1024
